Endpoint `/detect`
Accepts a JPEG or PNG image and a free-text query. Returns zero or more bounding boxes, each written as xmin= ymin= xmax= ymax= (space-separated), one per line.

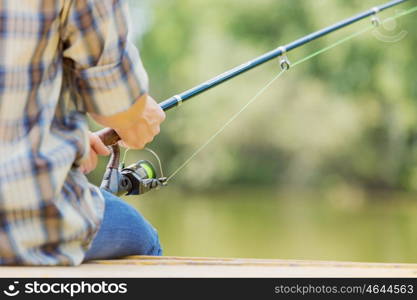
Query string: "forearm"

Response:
xmin=89 ymin=94 xmax=148 ymax=130
xmin=90 ymin=94 xmax=165 ymax=149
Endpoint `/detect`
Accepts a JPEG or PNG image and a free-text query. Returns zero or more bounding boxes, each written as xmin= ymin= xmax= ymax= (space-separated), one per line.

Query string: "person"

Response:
xmin=0 ymin=0 xmax=165 ymax=265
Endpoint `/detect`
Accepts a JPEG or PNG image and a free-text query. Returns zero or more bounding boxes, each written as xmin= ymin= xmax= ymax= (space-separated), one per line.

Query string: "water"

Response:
xmin=126 ymin=187 xmax=417 ymax=263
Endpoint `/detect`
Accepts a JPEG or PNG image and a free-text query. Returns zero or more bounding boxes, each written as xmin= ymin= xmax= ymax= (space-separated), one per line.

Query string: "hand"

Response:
xmin=79 ymin=132 xmax=111 ymax=174
xmin=115 ymin=96 xmax=165 ymax=149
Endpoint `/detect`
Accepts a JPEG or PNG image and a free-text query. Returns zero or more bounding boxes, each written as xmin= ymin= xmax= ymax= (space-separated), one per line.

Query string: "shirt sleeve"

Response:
xmin=61 ymin=0 xmax=148 ymax=116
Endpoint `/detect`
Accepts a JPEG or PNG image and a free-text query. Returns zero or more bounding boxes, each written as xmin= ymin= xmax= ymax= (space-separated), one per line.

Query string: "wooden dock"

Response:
xmin=1 ymin=256 xmax=417 ymax=277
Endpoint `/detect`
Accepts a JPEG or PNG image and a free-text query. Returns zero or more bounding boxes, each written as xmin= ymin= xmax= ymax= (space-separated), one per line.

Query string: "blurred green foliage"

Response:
xmin=93 ymin=0 xmax=416 ymax=194
xmin=91 ymin=0 xmax=417 ymax=191
xmin=88 ymin=0 xmax=417 ymax=261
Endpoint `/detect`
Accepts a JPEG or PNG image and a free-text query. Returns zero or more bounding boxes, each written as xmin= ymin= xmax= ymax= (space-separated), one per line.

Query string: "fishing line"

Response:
xmin=121 ymin=147 xmax=131 ymax=168
xmin=165 ymin=5 xmax=417 ymax=182
xmin=167 ymin=69 xmax=286 ymax=182
xmin=122 ymin=147 xmax=165 ymax=177
xmin=294 ymin=5 xmax=417 ymax=67
xmin=145 ymin=147 xmax=165 ymax=178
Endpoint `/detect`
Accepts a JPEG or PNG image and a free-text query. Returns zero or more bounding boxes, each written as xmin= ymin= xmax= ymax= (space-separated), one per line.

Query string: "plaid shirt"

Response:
xmin=0 ymin=0 xmax=148 ymax=265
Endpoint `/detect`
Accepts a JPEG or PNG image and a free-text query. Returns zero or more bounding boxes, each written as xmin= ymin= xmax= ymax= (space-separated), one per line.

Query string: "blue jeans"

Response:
xmin=84 ymin=189 xmax=162 ymax=261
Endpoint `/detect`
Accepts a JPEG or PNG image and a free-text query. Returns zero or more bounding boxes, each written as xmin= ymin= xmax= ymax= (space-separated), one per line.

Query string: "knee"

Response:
xmin=95 ymin=191 xmax=163 ymax=259
xmin=126 ymin=210 xmax=163 ymax=256
xmin=145 ymin=228 xmax=163 ymax=256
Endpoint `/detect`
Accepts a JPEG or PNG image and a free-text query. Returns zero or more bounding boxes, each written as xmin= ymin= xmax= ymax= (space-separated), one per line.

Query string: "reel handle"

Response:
xmin=96 ymin=128 xmax=121 ymax=146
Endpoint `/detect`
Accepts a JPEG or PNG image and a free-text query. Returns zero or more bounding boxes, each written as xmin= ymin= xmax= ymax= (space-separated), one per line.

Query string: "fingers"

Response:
xmin=115 ymin=120 xmax=157 ymax=149
xmin=113 ymin=95 xmax=166 ymax=149
xmin=144 ymin=96 xmax=166 ymax=125
xmin=89 ymin=150 xmax=98 ymax=171
xmin=90 ymin=133 xmax=111 ymax=156
xmin=80 ymin=149 xmax=98 ymax=174
xmin=79 ymin=132 xmax=110 ymax=174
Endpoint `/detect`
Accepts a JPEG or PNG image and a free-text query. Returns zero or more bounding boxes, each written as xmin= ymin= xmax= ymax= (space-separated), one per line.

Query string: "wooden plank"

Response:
xmin=0 ymin=256 xmax=416 ymax=278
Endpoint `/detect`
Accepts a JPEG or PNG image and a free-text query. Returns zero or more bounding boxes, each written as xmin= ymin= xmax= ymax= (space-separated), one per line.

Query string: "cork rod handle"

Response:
xmin=96 ymin=128 xmax=121 ymax=146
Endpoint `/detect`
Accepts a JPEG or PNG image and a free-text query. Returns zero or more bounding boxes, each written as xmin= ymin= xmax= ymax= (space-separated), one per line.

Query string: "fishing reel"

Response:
xmin=100 ymin=144 xmax=167 ymax=196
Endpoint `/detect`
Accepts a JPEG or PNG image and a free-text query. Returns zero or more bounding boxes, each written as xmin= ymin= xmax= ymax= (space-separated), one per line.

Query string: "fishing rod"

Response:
xmin=97 ymin=0 xmax=412 ymax=196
